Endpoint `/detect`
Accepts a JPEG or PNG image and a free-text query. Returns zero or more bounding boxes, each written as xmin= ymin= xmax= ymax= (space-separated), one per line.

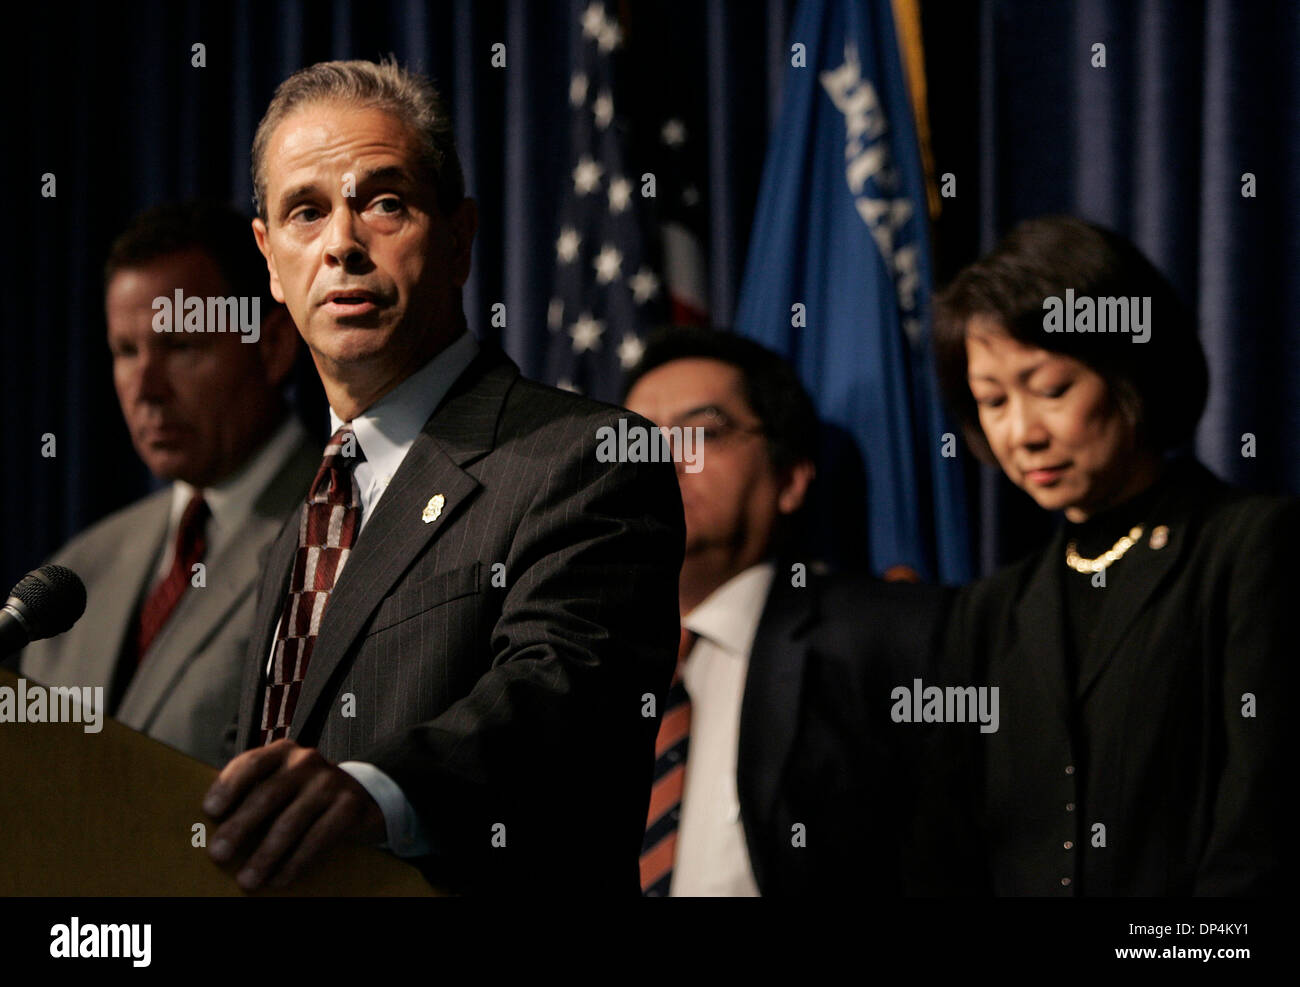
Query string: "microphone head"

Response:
xmin=5 ymin=564 xmax=87 ymax=641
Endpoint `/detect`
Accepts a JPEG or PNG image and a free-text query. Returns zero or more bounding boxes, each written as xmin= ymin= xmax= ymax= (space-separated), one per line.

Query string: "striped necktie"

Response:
xmin=133 ymin=491 xmax=208 ymax=663
xmin=257 ymin=424 xmax=363 ymax=745
xmin=640 ymin=625 xmax=697 ymax=896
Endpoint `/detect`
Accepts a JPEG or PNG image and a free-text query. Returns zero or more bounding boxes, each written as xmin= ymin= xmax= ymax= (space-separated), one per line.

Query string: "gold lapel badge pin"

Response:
xmin=422 ymin=494 xmax=445 ymax=524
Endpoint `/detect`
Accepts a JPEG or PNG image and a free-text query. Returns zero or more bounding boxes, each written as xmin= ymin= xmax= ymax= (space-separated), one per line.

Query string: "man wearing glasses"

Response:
xmin=623 ymin=326 xmax=950 ymax=896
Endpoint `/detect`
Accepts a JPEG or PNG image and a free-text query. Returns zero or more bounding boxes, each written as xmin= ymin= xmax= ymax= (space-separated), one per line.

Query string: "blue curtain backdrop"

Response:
xmin=6 ymin=0 xmax=1298 ymax=592
xmin=926 ymin=0 xmax=1300 ymax=574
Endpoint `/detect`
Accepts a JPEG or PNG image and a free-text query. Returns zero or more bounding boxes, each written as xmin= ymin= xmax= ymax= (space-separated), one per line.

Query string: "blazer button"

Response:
xmin=1063 ymin=841 xmax=1073 ymax=850
xmin=1065 ymin=802 xmax=1075 ymax=812
xmin=1064 ymin=765 xmax=1075 ymax=775
xmin=1061 ymin=877 xmax=1072 ymax=887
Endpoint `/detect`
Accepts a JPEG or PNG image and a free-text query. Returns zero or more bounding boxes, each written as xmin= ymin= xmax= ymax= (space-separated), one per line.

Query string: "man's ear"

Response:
xmin=447 ymin=198 xmax=478 ymax=287
xmin=777 ymin=458 xmax=816 ymax=515
xmin=258 ymin=304 xmax=301 ymax=389
xmin=251 ymin=217 xmax=286 ymax=304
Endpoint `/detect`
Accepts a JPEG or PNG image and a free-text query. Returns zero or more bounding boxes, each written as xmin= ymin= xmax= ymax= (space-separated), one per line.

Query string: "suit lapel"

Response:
xmin=1013 ymin=530 xmax=1072 ymax=720
xmin=116 ymin=533 xmax=258 ymax=729
xmin=1075 ymin=467 xmax=1203 ymax=698
xmin=737 ymin=568 xmax=814 ymax=853
xmin=121 ymin=435 xmax=320 ymax=732
xmin=68 ymin=496 xmax=170 ymax=691
xmin=287 ymin=349 xmax=519 ymax=740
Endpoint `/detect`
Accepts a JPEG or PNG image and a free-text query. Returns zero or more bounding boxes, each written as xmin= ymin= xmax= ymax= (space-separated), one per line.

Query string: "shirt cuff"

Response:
xmin=337 ymin=761 xmax=431 ymax=858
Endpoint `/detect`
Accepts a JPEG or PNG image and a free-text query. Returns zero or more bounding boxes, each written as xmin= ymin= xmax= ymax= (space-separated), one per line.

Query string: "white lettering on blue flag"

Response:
xmin=820 ymin=42 xmax=922 ymax=344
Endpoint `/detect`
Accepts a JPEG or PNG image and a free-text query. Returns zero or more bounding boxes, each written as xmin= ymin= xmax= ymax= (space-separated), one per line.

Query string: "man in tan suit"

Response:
xmin=20 ymin=202 xmax=318 ymax=766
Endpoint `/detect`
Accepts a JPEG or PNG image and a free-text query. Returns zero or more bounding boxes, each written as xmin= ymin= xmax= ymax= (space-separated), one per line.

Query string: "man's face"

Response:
xmin=107 ymin=248 xmax=285 ymax=487
xmin=964 ymin=318 xmax=1138 ymax=521
xmin=626 ymin=358 xmax=806 ymax=564
xmin=251 ymin=101 xmax=476 ymax=387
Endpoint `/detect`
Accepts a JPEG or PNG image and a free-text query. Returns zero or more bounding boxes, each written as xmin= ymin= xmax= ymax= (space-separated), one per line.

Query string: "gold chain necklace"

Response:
xmin=1065 ymin=525 xmax=1144 ymax=574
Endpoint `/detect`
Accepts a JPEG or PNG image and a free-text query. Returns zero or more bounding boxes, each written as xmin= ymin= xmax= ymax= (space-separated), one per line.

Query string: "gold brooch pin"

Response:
xmin=422 ymin=494 xmax=445 ymax=524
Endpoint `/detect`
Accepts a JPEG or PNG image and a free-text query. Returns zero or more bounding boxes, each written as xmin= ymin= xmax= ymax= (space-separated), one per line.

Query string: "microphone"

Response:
xmin=0 ymin=565 xmax=87 ymax=658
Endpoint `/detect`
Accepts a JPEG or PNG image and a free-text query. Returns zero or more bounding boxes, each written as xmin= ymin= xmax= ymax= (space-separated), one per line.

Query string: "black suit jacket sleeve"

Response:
xmin=1196 ymin=497 xmax=1299 ymax=894
xmin=359 ymin=418 xmax=684 ymax=893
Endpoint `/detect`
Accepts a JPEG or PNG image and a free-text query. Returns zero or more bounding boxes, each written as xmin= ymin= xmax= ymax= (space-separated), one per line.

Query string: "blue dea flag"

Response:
xmin=733 ymin=0 xmax=971 ymax=583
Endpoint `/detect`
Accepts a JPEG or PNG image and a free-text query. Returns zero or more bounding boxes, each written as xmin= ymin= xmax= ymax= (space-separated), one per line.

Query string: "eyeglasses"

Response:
xmin=662 ymin=405 xmax=766 ymax=449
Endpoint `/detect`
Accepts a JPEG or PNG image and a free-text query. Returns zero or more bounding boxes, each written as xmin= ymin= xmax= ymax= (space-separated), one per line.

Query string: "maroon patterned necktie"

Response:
xmin=134 ymin=490 xmax=208 ymax=664
xmin=258 ymin=424 xmax=363 ymax=745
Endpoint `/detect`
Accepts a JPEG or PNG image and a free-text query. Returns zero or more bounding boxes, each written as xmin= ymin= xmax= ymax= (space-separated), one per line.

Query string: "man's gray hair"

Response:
xmin=250 ymin=56 xmax=465 ymax=221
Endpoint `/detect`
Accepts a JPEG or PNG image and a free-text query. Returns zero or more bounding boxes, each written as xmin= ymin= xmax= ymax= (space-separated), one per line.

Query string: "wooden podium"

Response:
xmin=0 ymin=668 xmax=436 ymax=896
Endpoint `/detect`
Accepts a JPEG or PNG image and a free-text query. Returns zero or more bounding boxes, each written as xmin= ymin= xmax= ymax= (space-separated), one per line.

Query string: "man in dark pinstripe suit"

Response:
xmin=200 ymin=60 xmax=684 ymax=894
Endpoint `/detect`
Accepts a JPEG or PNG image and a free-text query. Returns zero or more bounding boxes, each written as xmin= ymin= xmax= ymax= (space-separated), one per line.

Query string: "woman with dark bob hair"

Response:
xmin=925 ymin=215 xmax=1295 ymax=896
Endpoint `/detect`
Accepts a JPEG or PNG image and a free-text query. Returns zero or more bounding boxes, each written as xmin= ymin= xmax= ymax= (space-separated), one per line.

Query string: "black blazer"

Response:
xmin=923 ymin=459 xmax=1297 ymax=896
xmin=738 ymin=563 xmax=951 ymax=895
xmin=233 ymin=344 xmax=685 ymax=895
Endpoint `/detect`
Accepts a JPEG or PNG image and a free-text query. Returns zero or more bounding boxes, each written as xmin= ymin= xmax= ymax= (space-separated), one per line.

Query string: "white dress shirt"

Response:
xmin=261 ymin=330 xmax=480 ymax=857
xmin=329 ymin=328 xmax=477 ymax=537
xmin=670 ymin=561 xmax=776 ymax=896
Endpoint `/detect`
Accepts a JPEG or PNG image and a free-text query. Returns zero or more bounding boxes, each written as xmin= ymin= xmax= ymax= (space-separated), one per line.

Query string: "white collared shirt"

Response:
xmin=327 ymin=329 xmax=480 ymax=533
xmin=670 ymin=561 xmax=776 ymax=897
xmin=261 ymin=330 xmax=479 ymax=857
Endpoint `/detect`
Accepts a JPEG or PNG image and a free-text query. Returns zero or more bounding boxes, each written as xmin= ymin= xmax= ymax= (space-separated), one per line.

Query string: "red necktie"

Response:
xmin=134 ymin=491 xmax=208 ymax=663
xmin=258 ymin=424 xmax=363 ymax=745
xmin=640 ymin=625 xmax=696 ymax=896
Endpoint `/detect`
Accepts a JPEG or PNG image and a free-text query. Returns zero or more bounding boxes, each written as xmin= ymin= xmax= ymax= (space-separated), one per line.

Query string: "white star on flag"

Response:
xmin=569 ymin=72 xmax=589 ymax=107
xmin=556 ymin=378 xmax=580 ymax=394
xmin=593 ymin=244 xmax=623 ymax=284
xmin=661 ymin=119 xmax=686 ymax=147
xmin=593 ymin=91 xmax=614 ymax=130
xmin=608 ymin=177 xmax=632 ymax=214
xmin=617 ymin=334 xmax=645 ymax=369
xmin=556 ymin=227 xmax=581 ymax=263
xmin=629 ymin=267 xmax=661 ymax=304
xmin=581 ymin=2 xmax=607 ymax=40
xmin=597 ymin=20 xmax=623 ymax=53
xmin=573 ymin=156 xmax=603 ymax=195
xmin=570 ymin=313 xmax=605 ymax=353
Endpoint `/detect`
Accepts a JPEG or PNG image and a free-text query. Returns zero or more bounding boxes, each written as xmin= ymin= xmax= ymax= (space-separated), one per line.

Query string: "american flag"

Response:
xmin=544 ymin=0 xmax=667 ymax=401
xmin=653 ymin=112 xmax=711 ymax=328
